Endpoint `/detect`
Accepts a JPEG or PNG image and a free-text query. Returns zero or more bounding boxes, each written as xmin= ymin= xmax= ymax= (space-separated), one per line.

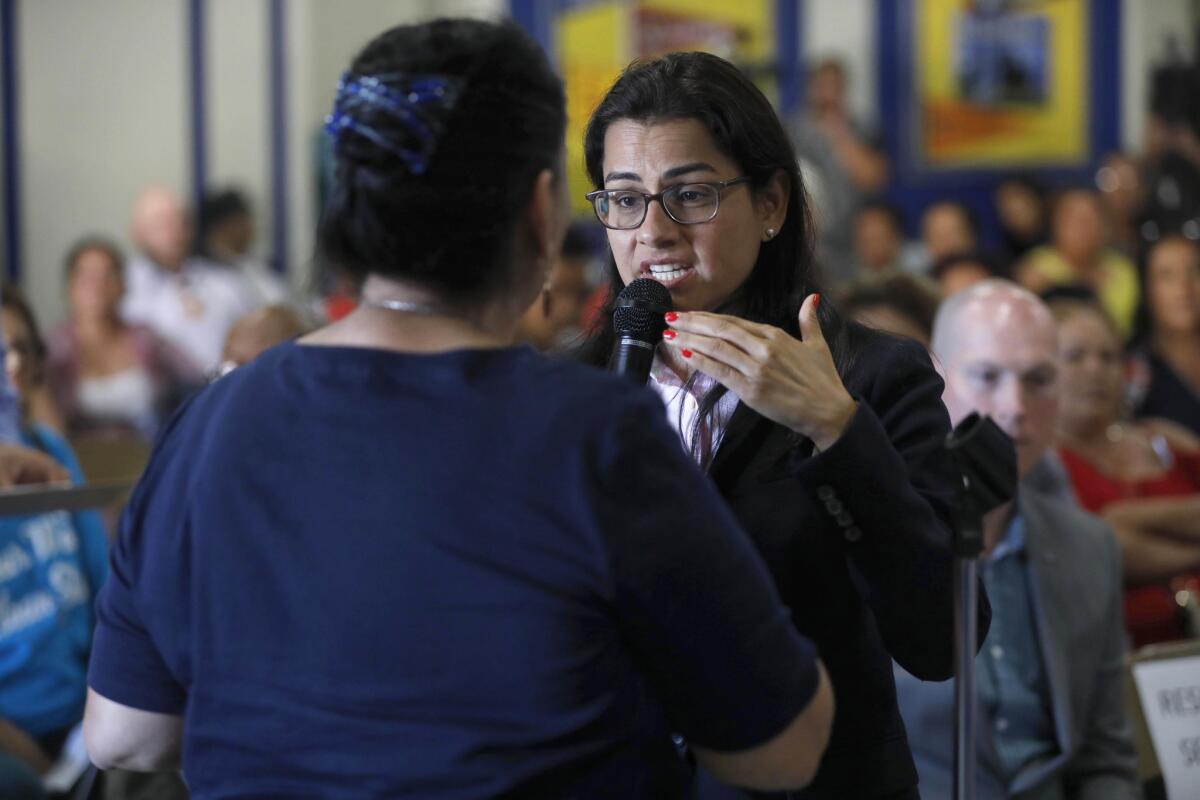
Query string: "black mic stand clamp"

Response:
xmin=944 ymin=413 xmax=1017 ymax=800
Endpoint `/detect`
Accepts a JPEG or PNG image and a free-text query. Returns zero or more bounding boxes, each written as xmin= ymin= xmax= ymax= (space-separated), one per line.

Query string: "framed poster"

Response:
xmin=877 ymin=0 xmax=1118 ymax=184
xmin=917 ymin=0 xmax=1089 ymax=168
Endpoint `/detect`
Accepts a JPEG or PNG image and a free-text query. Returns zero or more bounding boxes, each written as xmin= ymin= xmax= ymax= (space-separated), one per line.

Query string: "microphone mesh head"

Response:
xmin=613 ymin=279 xmax=672 ymax=340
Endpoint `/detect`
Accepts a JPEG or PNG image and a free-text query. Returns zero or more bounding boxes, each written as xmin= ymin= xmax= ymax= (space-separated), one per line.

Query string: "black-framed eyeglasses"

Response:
xmin=585 ymin=176 xmax=752 ymax=230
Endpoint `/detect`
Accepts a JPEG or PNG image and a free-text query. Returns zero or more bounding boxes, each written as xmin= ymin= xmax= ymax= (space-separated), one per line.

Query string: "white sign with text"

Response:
xmin=1133 ymin=656 xmax=1200 ymax=799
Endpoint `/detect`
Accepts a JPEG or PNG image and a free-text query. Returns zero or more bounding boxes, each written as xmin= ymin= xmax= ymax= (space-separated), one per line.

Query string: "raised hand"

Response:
xmin=662 ymin=294 xmax=856 ymax=451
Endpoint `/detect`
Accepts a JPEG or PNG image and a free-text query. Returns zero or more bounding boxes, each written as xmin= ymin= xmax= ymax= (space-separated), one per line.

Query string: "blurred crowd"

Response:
xmin=798 ymin=57 xmax=1200 ymax=652
xmin=12 ymin=186 xmax=306 ymax=450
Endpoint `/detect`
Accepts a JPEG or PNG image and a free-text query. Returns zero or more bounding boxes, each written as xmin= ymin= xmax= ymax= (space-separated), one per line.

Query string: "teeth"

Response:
xmin=649 ymin=264 xmax=690 ymax=281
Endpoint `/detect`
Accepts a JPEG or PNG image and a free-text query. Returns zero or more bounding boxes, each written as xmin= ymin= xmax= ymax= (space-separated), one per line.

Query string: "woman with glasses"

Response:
xmin=580 ymin=52 xmax=988 ymax=800
xmin=81 ymin=20 xmax=834 ymax=798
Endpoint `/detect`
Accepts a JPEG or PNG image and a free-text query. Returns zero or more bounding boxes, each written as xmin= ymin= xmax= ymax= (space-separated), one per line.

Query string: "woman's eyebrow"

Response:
xmin=603 ymin=162 xmax=717 ymax=184
xmin=662 ymin=162 xmax=716 ymax=179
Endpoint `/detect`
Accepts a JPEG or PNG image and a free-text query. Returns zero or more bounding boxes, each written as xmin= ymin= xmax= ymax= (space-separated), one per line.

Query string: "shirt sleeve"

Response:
xmin=592 ymin=390 xmax=821 ymax=752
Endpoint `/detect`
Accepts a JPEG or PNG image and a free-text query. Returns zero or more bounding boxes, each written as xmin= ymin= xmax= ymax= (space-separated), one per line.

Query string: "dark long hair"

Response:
xmin=1130 ymin=233 xmax=1200 ymax=348
xmin=0 ymin=282 xmax=47 ymax=390
xmin=578 ymin=52 xmax=861 ymax=464
xmin=318 ymin=19 xmax=566 ymax=306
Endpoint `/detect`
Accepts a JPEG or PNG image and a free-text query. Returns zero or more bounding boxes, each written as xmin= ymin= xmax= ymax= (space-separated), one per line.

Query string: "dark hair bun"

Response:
xmin=318 ymin=19 xmax=566 ymax=304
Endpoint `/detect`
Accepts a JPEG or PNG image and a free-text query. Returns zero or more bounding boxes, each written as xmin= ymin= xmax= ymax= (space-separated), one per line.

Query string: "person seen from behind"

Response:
xmin=82 ymin=19 xmax=833 ymax=799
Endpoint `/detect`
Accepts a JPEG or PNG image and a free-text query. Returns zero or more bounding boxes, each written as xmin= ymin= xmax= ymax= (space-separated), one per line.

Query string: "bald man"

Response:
xmin=122 ymin=186 xmax=258 ymax=371
xmin=894 ymin=280 xmax=1139 ymax=800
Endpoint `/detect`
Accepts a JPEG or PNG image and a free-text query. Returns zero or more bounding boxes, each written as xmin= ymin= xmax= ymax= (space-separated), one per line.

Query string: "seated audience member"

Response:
xmin=896 ymin=280 xmax=1139 ymax=800
xmin=838 ymin=272 xmax=940 ymax=348
xmin=218 ymin=304 xmax=308 ymax=375
xmin=0 ymin=325 xmax=63 ymax=438
xmin=790 ymin=57 xmax=889 ymax=285
xmin=1017 ymin=189 xmax=1139 ymax=338
xmin=197 ymin=188 xmax=291 ymax=306
xmin=930 ymin=251 xmax=1006 ymax=299
xmin=920 ymin=200 xmax=979 ymax=265
xmin=851 ymin=200 xmax=927 ymax=276
xmin=1128 ymin=234 xmax=1200 ymax=435
xmin=121 ymin=185 xmax=259 ymax=371
xmin=851 ymin=200 xmax=906 ymax=275
xmin=994 ymin=177 xmax=1048 ymax=267
xmin=46 ymin=238 xmax=202 ymax=440
xmin=1095 ymin=152 xmax=1145 ymax=259
xmin=0 ymin=285 xmax=108 ymax=797
xmin=1051 ymin=298 xmax=1200 ymax=647
xmin=515 ymin=225 xmax=592 ymax=352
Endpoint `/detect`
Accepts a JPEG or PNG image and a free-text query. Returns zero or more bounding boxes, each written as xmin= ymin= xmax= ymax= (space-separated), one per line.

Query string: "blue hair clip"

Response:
xmin=324 ymin=72 xmax=463 ymax=175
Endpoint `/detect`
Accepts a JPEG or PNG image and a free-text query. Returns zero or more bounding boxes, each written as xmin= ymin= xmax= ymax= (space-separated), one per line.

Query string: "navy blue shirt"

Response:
xmin=88 ymin=342 xmax=819 ymax=799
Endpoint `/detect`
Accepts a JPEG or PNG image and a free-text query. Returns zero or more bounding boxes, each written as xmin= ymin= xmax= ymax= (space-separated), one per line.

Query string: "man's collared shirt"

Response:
xmin=977 ymin=513 xmax=1060 ymax=781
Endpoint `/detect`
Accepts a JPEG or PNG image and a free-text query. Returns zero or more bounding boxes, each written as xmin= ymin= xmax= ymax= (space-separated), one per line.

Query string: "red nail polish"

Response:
xmin=665 ymin=311 xmax=679 ymax=323
xmin=663 ymin=329 xmax=677 ymax=340
xmin=814 ymin=293 xmax=822 ymax=309
xmin=681 ymin=349 xmax=693 ymax=359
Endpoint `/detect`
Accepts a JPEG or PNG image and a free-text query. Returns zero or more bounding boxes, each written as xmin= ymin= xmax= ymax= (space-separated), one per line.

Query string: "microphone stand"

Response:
xmin=944 ymin=414 xmax=1016 ymax=800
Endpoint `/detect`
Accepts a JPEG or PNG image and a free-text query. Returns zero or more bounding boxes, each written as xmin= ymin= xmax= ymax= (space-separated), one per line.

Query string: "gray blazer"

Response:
xmin=894 ymin=488 xmax=1141 ymax=799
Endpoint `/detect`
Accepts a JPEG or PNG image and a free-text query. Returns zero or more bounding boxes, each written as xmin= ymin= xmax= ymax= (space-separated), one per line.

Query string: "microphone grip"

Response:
xmin=609 ymin=335 xmax=658 ymax=385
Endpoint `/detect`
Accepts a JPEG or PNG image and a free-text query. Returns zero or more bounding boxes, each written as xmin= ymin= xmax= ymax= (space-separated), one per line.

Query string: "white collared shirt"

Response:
xmin=646 ymin=357 xmax=740 ymax=464
xmin=121 ymin=255 xmax=259 ymax=371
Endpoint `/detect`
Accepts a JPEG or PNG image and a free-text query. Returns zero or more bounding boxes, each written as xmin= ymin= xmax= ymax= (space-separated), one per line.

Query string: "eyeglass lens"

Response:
xmin=596 ymin=183 xmax=720 ymax=229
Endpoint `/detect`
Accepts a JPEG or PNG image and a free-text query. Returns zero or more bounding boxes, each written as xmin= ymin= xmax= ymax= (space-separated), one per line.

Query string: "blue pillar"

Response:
xmin=509 ymin=0 xmax=556 ymax=60
xmin=1 ymin=0 xmax=21 ymax=282
xmin=776 ymin=0 xmax=803 ymax=118
xmin=187 ymin=0 xmax=208 ymax=213
xmin=268 ymin=0 xmax=289 ymax=275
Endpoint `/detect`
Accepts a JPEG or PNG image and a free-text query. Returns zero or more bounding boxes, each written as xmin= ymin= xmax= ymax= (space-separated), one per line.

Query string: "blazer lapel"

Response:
xmin=1020 ymin=496 xmax=1075 ymax=769
xmin=708 ymin=402 xmax=772 ymax=492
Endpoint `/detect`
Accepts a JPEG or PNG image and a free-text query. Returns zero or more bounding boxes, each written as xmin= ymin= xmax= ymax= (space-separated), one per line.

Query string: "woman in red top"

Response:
xmin=1052 ymin=298 xmax=1200 ymax=647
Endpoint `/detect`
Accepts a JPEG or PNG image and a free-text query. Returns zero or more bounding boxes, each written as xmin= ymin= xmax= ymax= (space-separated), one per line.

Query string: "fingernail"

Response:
xmin=814 ymin=293 xmax=822 ymax=309
xmin=665 ymin=312 xmax=679 ymax=323
xmin=663 ymin=329 xmax=677 ymax=340
xmin=681 ymin=349 xmax=693 ymax=359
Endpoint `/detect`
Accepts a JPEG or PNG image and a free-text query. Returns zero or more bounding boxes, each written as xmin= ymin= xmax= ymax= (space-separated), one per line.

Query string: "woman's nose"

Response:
xmin=637 ymin=198 xmax=679 ymax=247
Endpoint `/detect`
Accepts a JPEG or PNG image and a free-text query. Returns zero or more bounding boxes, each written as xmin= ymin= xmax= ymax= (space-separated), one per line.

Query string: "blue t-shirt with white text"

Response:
xmin=0 ymin=425 xmax=108 ymax=738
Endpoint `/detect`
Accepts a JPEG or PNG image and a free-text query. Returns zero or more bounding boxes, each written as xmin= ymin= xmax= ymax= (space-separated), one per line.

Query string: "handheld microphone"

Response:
xmin=609 ymin=279 xmax=672 ymax=385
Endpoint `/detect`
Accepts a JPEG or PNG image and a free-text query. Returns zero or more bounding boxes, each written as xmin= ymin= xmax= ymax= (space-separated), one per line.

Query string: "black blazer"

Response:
xmin=695 ymin=329 xmax=992 ymax=800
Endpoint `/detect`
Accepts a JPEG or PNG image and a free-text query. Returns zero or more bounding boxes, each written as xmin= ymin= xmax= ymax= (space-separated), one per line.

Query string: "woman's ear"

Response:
xmin=756 ymin=168 xmax=791 ymax=235
xmin=524 ymin=168 xmax=568 ymax=268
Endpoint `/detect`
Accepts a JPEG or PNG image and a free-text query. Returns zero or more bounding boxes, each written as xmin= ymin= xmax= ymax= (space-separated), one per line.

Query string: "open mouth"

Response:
xmin=645 ymin=263 xmax=695 ymax=288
